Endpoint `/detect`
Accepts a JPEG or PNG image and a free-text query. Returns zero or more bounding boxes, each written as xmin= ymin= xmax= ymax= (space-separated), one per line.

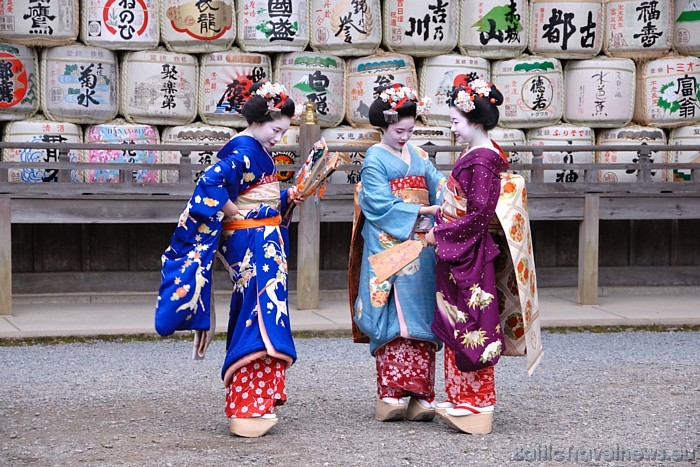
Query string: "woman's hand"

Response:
xmin=288 ymin=186 xmax=306 ymax=205
xmin=425 ymin=227 xmax=436 ymax=246
xmin=222 ymin=200 xmax=239 ymax=217
xmin=419 ymin=205 xmax=440 ymax=217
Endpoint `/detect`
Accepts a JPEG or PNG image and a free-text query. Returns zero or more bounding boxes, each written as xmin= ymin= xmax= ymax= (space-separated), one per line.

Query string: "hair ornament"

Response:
xmin=255 ymin=81 xmax=289 ymax=116
xmin=453 ymin=79 xmax=495 ymax=113
xmin=376 ymin=84 xmax=430 ymax=122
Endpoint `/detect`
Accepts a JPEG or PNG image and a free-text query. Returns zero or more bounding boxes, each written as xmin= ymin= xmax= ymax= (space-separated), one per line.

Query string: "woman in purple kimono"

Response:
xmin=425 ymin=80 xmax=508 ymax=434
xmin=155 ymin=82 xmax=304 ymax=438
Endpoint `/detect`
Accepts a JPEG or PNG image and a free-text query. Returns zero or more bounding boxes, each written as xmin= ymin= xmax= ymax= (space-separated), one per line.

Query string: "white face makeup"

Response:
xmin=247 ymin=117 xmax=292 ymax=151
xmin=449 ymin=107 xmax=480 ymax=145
xmin=382 ymin=116 xmax=416 ymax=151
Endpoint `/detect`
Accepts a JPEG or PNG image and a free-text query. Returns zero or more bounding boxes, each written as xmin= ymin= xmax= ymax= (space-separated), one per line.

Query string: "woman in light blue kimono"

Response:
xmin=155 ymin=82 xmax=305 ymax=438
xmin=351 ymin=84 xmax=446 ymax=422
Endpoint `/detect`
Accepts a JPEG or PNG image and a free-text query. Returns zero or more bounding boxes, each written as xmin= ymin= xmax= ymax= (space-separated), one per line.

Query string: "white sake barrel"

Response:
xmin=489 ymin=127 xmax=530 ymax=180
xmin=2 ymin=118 xmax=82 ymax=183
xmin=603 ymin=0 xmax=672 ymax=58
xmin=235 ymin=0 xmax=308 ymax=53
xmin=492 ymin=56 xmax=564 ymax=129
xmin=674 ymin=1 xmax=700 ymax=54
xmin=411 ymin=125 xmax=454 ymax=173
xmin=528 ymin=125 xmax=595 ymax=183
xmin=275 ymin=52 xmax=345 ymax=128
xmin=271 ymin=126 xmax=300 ymax=184
xmin=81 ymin=0 xmax=159 ymax=50
xmin=41 ymin=45 xmax=119 ymax=124
xmin=382 ymin=0 xmax=459 ymax=57
xmin=84 ymin=120 xmax=160 ymax=183
xmin=0 ymin=43 xmax=39 ymax=121
xmin=529 ymin=0 xmax=603 ymax=58
xmin=668 ymin=125 xmax=700 ymax=181
xmin=634 ymin=56 xmax=700 ymax=128
xmin=160 ymin=124 xmax=236 ymax=183
xmin=199 ymin=51 xmax=271 ymax=128
xmin=459 ymin=0 xmax=528 ymax=59
xmin=309 ymin=0 xmax=381 ymax=56
xmin=564 ymin=57 xmax=636 ymax=128
xmin=596 ymin=125 xmax=668 ymax=182
xmin=346 ymin=53 xmax=418 ymax=128
xmin=418 ymin=55 xmax=490 ymax=127
xmin=120 ymin=49 xmax=198 ymax=125
xmin=161 ymin=0 xmax=235 ymax=53
xmin=0 ymin=0 xmax=78 ymax=46
xmin=321 ymin=126 xmax=381 ymax=185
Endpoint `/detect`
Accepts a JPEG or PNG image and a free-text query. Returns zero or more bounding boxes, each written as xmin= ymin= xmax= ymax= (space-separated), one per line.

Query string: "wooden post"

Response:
xmin=578 ymin=194 xmax=599 ymax=305
xmin=58 ymin=150 xmax=71 ymax=183
xmin=179 ymin=152 xmax=192 ymax=184
xmin=0 ymin=196 xmax=11 ymax=315
xmin=531 ymin=149 xmax=544 ymax=183
xmin=296 ymin=106 xmax=321 ymax=310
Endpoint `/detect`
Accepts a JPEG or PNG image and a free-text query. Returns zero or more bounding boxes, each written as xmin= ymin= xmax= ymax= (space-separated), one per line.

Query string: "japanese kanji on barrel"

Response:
xmin=418 ymin=54 xmax=489 ymax=127
xmin=459 ymin=0 xmax=528 ymax=59
xmin=120 ymin=49 xmax=198 ymax=125
xmin=0 ymin=0 xmax=79 ymax=46
xmin=563 ymin=57 xmax=636 ymax=128
xmin=489 ymin=127 xmax=530 ymax=180
xmin=160 ymin=123 xmax=235 ymax=183
xmin=603 ymin=0 xmax=672 ymax=58
xmin=41 ymin=45 xmax=119 ymax=124
xmin=321 ymin=126 xmax=380 ymax=184
xmin=596 ymin=125 xmax=668 ymax=182
xmin=529 ymin=0 xmax=603 ymax=58
xmin=345 ymin=53 xmax=418 ymax=128
xmin=235 ymin=0 xmax=309 ymax=53
xmin=161 ymin=0 xmax=235 ymax=53
xmin=382 ymin=0 xmax=458 ymax=57
xmin=80 ymin=0 xmax=159 ymax=50
xmin=2 ymin=118 xmax=83 ymax=183
xmin=528 ymin=124 xmax=595 ymax=183
xmin=0 ymin=43 xmax=39 ymax=121
xmin=674 ymin=1 xmax=700 ymax=54
xmin=668 ymin=125 xmax=700 ymax=182
xmin=84 ymin=120 xmax=160 ymax=183
xmin=274 ymin=52 xmax=346 ymax=128
xmin=309 ymin=0 xmax=382 ymax=56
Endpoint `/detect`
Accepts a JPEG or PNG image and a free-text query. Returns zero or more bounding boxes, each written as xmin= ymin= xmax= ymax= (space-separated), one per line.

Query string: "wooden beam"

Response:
xmin=296 ymin=123 xmax=321 ymax=310
xmin=0 ymin=197 xmax=11 ymax=315
xmin=578 ymin=194 xmax=600 ymax=305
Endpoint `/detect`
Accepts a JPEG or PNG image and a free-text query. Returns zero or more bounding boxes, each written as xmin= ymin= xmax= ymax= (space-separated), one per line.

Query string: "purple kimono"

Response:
xmin=432 ymin=146 xmax=509 ymax=373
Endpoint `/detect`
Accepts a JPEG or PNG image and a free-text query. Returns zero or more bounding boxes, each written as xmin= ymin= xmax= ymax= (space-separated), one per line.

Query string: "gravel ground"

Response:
xmin=1 ymin=331 xmax=699 ymax=466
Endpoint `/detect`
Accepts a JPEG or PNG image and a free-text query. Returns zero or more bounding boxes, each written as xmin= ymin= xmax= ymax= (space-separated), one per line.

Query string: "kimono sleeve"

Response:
xmin=425 ymin=156 xmax=446 ymax=206
xmin=188 ymin=157 xmax=244 ymax=219
xmin=359 ymin=151 xmax=420 ymax=241
xmin=433 ymin=163 xmax=500 ymax=264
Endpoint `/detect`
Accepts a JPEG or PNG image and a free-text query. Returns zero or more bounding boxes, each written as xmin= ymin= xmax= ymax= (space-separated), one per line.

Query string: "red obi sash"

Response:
xmin=390 ymin=175 xmax=427 ymax=193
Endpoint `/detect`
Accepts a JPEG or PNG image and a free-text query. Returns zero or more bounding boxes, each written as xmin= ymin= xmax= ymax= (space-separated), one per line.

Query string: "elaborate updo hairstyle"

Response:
xmin=368 ymin=83 xmax=421 ymax=129
xmin=448 ymin=77 xmax=504 ymax=132
xmin=241 ymin=81 xmax=295 ymax=125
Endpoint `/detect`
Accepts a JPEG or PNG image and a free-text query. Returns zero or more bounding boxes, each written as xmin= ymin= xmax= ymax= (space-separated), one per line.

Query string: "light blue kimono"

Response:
xmin=353 ymin=143 xmax=446 ymax=355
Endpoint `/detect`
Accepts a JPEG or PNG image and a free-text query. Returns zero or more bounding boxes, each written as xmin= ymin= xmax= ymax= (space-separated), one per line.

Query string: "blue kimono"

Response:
xmin=155 ymin=135 xmax=296 ymax=381
xmin=353 ymin=143 xmax=446 ymax=355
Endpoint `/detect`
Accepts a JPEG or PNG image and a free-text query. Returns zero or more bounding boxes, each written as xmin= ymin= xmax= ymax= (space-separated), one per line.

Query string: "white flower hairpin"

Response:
xmin=377 ymin=85 xmax=431 ymax=122
xmin=255 ymin=82 xmax=289 ymax=115
xmin=453 ymin=79 xmax=497 ymax=114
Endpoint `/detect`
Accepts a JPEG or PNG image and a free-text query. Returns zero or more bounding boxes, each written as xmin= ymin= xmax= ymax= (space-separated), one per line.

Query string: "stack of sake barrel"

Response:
xmin=1 ymin=0 xmax=699 ymax=184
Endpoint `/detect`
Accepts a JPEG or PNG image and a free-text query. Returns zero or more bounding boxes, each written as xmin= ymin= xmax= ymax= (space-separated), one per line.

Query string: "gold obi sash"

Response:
xmin=222 ymin=173 xmax=282 ymax=234
xmin=390 ymin=175 xmax=429 ymax=205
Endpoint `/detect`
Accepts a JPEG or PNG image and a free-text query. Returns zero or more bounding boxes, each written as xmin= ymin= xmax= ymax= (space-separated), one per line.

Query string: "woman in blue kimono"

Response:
xmin=351 ymin=84 xmax=446 ymax=422
xmin=155 ymin=82 xmax=304 ymax=438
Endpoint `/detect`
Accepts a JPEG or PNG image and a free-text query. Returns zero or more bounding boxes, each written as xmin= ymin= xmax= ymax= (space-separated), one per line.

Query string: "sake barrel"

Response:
xmin=492 ymin=56 xmax=564 ymax=129
xmin=41 ymin=45 xmax=119 ymax=124
xmin=309 ymin=0 xmax=382 ymax=56
xmin=235 ymin=0 xmax=309 ymax=53
xmin=161 ymin=0 xmax=235 ymax=53
xmin=603 ymin=0 xmax=672 ymax=58
xmin=120 ymin=49 xmax=198 ymax=125
xmin=2 ymin=118 xmax=82 ymax=183
xmin=634 ymin=56 xmax=700 ymax=128
xmin=563 ymin=57 xmax=635 ymax=128
xmin=382 ymin=0 xmax=459 ymax=57
xmin=0 ymin=43 xmax=39 ymax=121
xmin=411 ymin=125 xmax=454 ymax=173
xmin=160 ymin=124 xmax=235 ymax=183
xmin=459 ymin=0 xmax=528 ymax=59
xmin=675 ymin=0 xmax=700 ymax=54
xmin=418 ymin=55 xmax=490 ymax=127
xmin=527 ymin=125 xmax=594 ymax=183
xmin=529 ymin=0 xmax=603 ymax=58
xmin=271 ymin=126 xmax=300 ymax=184
xmin=84 ymin=120 xmax=160 ymax=183
xmin=489 ymin=127 xmax=531 ymax=181
xmin=668 ymin=125 xmax=700 ymax=182
xmin=346 ymin=53 xmax=418 ymax=128
xmin=596 ymin=125 xmax=668 ymax=182
xmin=81 ymin=0 xmax=159 ymax=50
xmin=321 ymin=126 xmax=381 ymax=184
xmin=199 ymin=51 xmax=271 ymax=128
xmin=0 ymin=0 xmax=78 ymax=46
xmin=274 ymin=52 xmax=345 ymax=128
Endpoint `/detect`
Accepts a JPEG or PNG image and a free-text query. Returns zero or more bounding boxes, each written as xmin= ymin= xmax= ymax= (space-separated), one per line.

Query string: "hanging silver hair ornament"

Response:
xmin=383 ymin=108 xmax=399 ymax=123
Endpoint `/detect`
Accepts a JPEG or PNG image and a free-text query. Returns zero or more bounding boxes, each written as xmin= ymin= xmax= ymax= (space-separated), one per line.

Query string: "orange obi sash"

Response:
xmin=223 ymin=215 xmax=282 ymax=232
xmin=390 ymin=175 xmax=429 ymax=205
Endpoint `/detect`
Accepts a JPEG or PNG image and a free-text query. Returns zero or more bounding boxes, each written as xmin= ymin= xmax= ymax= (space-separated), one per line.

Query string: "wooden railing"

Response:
xmin=2 ymin=132 xmax=700 ymax=315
